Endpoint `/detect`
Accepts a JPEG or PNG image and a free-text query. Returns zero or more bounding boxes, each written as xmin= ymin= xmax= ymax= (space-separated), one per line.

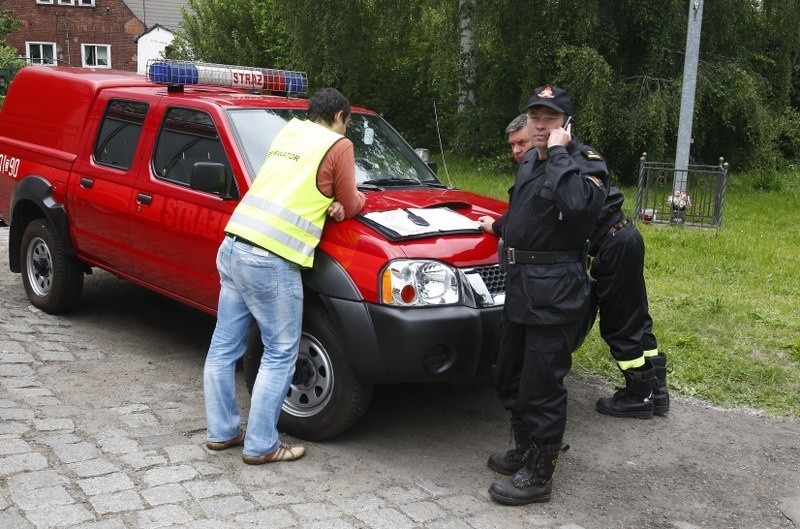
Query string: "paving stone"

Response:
xmin=137 ymin=505 xmax=194 ymax=529
xmin=77 ymin=472 xmax=135 ymax=495
xmin=304 ymin=518 xmax=359 ymax=529
xmin=0 ymin=398 xmax=17 ymax=407
xmin=0 ymin=453 xmax=49 ymax=475
xmin=0 ymin=421 xmax=29 ymax=435
xmin=36 ymin=350 xmax=75 ymax=362
xmin=89 ymin=489 xmax=145 ymax=514
xmin=0 ymin=364 xmax=34 ymax=377
xmin=141 ymin=483 xmax=190 ymax=506
xmin=0 ymin=407 xmax=34 ymax=421
xmin=234 ymin=508 xmax=297 ymax=529
xmin=0 ymin=351 xmax=34 ymax=363
xmin=199 ymin=495 xmax=257 ymax=518
xmin=142 ymin=465 xmax=199 ymax=486
xmin=289 ymin=501 xmax=343 ymax=521
xmin=119 ymin=450 xmax=167 ymax=470
xmin=72 ymin=519 xmax=127 ymax=529
xmin=0 ymin=377 xmax=39 ymax=389
xmin=0 ymin=511 xmax=34 ymax=529
xmin=399 ymin=500 xmax=447 ymax=523
xmin=425 ymin=518 xmax=473 ymax=529
xmin=353 ymin=507 xmax=415 ymax=529
xmin=163 ymin=444 xmax=206 ymax=463
xmin=97 ymin=435 xmax=140 ymax=454
xmin=51 ymin=441 xmax=100 ymax=464
xmin=33 ymin=418 xmax=75 ymax=431
xmin=118 ymin=413 xmax=160 ymax=429
xmin=25 ymin=503 xmax=94 ymax=529
xmin=35 ymin=341 xmax=67 ymax=352
xmin=68 ymin=459 xmax=120 ymax=478
xmin=11 ymin=485 xmax=75 ymax=510
xmin=435 ymin=494 xmax=487 ymax=516
xmin=183 ymin=479 xmax=240 ymax=499
xmin=377 ymin=484 xmax=430 ymax=504
xmin=330 ymin=494 xmax=387 ymax=514
xmin=0 ymin=437 xmax=31 ymax=455
xmin=7 ymin=470 xmax=69 ymax=491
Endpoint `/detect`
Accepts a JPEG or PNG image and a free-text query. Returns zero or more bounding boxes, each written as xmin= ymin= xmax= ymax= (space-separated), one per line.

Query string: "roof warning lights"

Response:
xmin=147 ymin=59 xmax=308 ymax=95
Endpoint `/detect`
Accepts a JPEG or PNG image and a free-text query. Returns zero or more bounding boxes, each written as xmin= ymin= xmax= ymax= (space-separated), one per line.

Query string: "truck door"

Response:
xmin=129 ymin=105 xmax=239 ymax=312
xmin=68 ymin=98 xmax=150 ymax=270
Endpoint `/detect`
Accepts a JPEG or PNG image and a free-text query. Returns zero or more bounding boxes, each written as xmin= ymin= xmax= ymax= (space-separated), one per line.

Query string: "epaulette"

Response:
xmin=581 ymin=147 xmax=604 ymax=161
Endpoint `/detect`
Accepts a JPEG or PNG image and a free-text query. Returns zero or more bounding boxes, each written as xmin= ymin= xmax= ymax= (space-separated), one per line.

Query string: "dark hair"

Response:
xmin=307 ymin=87 xmax=351 ymax=126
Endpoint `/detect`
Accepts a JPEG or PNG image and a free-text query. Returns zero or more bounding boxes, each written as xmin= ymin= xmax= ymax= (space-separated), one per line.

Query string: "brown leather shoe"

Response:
xmin=242 ymin=442 xmax=305 ymax=465
xmin=206 ymin=430 xmax=245 ymax=451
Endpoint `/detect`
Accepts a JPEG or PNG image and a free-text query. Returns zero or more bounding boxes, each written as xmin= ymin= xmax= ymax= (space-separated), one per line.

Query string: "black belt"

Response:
xmin=608 ymin=217 xmax=629 ymax=237
xmin=226 ymin=233 xmax=266 ymax=251
xmin=504 ymin=247 xmax=582 ymax=265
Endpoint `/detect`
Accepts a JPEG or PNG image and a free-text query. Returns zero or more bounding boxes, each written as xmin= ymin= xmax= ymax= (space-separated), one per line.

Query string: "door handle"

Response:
xmin=79 ymin=177 xmax=94 ymax=189
xmin=136 ymin=193 xmax=153 ymax=205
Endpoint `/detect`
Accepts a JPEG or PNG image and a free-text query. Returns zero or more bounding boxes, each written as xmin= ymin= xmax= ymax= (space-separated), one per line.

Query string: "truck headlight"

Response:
xmin=380 ymin=260 xmax=461 ymax=306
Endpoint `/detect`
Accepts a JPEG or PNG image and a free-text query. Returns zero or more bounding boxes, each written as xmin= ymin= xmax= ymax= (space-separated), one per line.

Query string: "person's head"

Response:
xmin=308 ymin=87 xmax=351 ymax=135
xmin=525 ymin=84 xmax=571 ymax=149
xmin=505 ymin=114 xmax=533 ymax=164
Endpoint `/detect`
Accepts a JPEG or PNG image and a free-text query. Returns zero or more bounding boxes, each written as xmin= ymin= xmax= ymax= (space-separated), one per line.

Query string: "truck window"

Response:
xmin=153 ymin=107 xmax=233 ymax=193
xmin=94 ymin=100 xmax=149 ymax=170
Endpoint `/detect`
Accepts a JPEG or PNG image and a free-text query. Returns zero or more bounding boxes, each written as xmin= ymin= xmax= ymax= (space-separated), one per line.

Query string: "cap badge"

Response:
xmin=538 ymin=85 xmax=555 ymax=99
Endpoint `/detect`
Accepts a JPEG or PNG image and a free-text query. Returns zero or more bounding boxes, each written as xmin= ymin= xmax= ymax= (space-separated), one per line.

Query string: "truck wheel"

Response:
xmin=243 ymin=303 xmax=373 ymax=441
xmin=20 ymin=219 xmax=84 ymax=314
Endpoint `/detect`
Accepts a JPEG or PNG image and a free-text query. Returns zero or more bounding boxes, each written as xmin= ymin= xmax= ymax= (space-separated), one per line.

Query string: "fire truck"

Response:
xmin=0 ymin=60 xmax=507 ymax=439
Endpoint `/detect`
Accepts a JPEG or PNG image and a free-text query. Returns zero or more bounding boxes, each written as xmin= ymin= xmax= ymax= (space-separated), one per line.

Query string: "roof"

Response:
xmin=122 ymin=0 xmax=191 ymax=32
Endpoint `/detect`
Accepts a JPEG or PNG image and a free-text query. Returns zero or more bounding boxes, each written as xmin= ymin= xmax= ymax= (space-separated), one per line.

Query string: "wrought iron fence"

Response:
xmin=633 ymin=153 xmax=729 ymax=229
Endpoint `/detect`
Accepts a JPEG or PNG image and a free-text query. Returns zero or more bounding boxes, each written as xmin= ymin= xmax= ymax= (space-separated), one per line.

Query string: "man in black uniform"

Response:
xmin=590 ymin=188 xmax=670 ymax=418
xmin=477 ymin=85 xmax=608 ymax=505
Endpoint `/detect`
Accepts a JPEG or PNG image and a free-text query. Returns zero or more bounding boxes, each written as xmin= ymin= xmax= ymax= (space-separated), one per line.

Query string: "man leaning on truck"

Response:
xmin=203 ymin=87 xmax=365 ymax=464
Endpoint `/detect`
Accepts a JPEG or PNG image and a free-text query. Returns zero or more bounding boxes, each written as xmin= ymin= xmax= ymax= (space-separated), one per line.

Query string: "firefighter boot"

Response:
xmin=487 ymin=417 xmax=529 ymax=475
xmin=596 ymin=365 xmax=657 ymax=419
xmin=488 ymin=441 xmax=560 ymax=505
xmin=648 ymin=352 xmax=670 ymax=416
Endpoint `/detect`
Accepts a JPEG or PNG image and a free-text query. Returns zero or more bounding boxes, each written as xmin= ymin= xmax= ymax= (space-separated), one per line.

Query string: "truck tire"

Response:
xmin=20 ymin=219 xmax=84 ymax=314
xmin=244 ymin=302 xmax=373 ymax=441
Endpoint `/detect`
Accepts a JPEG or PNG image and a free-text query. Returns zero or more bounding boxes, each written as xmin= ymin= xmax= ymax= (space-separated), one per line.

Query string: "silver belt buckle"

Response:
xmin=506 ymin=247 xmax=516 ymax=265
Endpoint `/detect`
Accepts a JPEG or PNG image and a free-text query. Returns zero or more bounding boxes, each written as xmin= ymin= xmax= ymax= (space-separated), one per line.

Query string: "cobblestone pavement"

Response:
xmin=0 ymin=226 xmax=798 ymax=529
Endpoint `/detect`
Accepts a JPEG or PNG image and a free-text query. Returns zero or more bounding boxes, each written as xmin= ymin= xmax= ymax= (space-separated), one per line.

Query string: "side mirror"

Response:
xmin=190 ymin=162 xmax=238 ymax=200
xmin=414 ymin=147 xmax=438 ymax=175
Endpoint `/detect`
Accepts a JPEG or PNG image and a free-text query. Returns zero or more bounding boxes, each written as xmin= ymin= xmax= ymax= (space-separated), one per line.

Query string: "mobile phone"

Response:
xmin=562 ymin=115 xmax=573 ymax=130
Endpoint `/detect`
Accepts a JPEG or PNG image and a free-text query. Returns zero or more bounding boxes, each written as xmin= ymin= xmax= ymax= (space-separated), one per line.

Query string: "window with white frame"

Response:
xmin=83 ymin=44 xmax=110 ymax=68
xmin=58 ymin=0 xmax=75 ymax=5
xmin=78 ymin=0 xmax=95 ymax=5
xmin=26 ymin=42 xmax=56 ymax=65
xmin=36 ymin=0 xmax=55 ymax=4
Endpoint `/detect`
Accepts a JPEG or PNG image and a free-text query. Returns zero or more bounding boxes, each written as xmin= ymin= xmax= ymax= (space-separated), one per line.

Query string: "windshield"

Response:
xmin=227 ymin=109 xmax=441 ymax=186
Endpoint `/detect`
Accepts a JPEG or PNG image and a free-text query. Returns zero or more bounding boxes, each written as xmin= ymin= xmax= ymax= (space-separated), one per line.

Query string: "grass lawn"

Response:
xmin=441 ymin=154 xmax=800 ymax=419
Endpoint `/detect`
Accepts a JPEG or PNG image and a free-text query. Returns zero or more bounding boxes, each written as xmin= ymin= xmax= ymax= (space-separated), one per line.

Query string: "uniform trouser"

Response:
xmin=494 ymin=316 xmax=589 ymax=445
xmin=590 ymin=222 xmax=657 ymax=363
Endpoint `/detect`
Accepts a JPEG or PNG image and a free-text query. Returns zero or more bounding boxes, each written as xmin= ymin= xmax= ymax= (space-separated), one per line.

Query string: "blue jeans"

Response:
xmin=204 ymin=236 xmax=303 ymax=456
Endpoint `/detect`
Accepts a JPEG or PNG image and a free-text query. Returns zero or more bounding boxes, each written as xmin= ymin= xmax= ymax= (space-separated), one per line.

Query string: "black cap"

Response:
xmin=526 ymin=85 xmax=571 ymax=115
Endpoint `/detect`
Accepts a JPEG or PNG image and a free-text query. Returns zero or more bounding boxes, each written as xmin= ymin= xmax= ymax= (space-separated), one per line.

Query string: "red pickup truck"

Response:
xmin=0 ymin=61 xmax=507 ymax=440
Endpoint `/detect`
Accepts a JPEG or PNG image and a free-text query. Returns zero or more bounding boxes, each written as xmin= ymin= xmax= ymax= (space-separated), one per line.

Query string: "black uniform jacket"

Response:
xmin=588 ymin=186 xmax=626 ymax=256
xmin=496 ymin=141 xmax=609 ymax=326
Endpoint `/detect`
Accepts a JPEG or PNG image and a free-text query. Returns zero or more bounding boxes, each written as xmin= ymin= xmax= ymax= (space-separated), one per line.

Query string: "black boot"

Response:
xmin=596 ymin=365 xmax=657 ymax=419
xmin=489 ymin=441 xmax=560 ymax=505
xmin=487 ymin=417 xmax=528 ymax=475
xmin=648 ymin=352 xmax=670 ymax=416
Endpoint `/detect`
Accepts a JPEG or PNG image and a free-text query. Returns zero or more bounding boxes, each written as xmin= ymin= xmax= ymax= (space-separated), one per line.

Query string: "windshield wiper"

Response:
xmin=365 ymin=177 xmax=421 ymax=186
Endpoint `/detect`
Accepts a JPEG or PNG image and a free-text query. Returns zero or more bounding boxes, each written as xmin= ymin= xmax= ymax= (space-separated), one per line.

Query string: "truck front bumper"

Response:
xmin=324 ymin=297 xmax=504 ymax=385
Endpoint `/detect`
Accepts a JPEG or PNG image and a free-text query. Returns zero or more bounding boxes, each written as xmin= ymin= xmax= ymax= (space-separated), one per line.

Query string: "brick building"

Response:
xmin=3 ymin=0 xmax=188 ymax=72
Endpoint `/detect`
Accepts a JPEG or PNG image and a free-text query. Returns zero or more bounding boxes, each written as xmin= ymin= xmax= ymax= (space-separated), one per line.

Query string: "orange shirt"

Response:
xmin=317 ymin=139 xmax=365 ymax=218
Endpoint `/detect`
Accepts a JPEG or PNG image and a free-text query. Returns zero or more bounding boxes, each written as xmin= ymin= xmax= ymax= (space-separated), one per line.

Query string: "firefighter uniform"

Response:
xmin=589 ymin=187 xmax=669 ymax=417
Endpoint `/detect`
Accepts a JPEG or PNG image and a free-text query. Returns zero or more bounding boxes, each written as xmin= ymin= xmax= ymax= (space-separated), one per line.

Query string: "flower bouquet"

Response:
xmin=666 ymin=191 xmax=692 ymax=223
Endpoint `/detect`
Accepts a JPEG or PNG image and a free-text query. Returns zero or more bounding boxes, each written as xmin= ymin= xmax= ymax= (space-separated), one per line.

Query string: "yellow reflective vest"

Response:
xmin=225 ymin=118 xmax=343 ymax=267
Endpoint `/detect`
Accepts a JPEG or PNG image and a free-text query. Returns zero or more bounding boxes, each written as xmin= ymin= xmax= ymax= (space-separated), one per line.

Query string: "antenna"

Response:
xmin=433 ymin=101 xmax=453 ymax=188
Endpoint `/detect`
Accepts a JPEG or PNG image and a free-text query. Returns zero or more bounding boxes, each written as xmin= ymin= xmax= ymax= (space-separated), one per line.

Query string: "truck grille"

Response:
xmin=472 ymin=264 xmax=506 ymax=296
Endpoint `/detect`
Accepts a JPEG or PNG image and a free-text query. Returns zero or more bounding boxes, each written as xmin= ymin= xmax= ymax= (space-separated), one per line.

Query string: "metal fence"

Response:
xmin=633 ymin=153 xmax=730 ymax=229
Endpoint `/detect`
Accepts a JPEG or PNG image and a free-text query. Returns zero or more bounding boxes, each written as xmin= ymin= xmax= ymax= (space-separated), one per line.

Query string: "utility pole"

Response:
xmin=674 ymin=0 xmax=704 ymax=193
